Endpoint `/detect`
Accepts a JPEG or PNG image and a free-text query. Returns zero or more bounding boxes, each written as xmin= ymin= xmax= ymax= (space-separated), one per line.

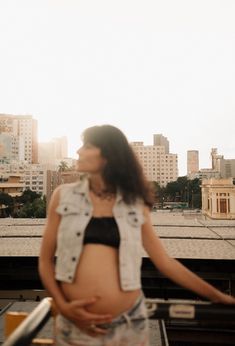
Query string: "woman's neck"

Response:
xmin=89 ymin=175 xmax=106 ymax=191
xmin=88 ymin=175 xmax=115 ymax=200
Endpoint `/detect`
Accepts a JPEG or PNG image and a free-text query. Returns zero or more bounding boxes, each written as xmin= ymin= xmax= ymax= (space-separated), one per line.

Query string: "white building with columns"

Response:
xmin=201 ymin=178 xmax=235 ymax=219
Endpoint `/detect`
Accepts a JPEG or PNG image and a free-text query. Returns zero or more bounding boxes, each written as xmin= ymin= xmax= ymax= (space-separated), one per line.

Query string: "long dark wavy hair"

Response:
xmin=82 ymin=125 xmax=154 ymax=207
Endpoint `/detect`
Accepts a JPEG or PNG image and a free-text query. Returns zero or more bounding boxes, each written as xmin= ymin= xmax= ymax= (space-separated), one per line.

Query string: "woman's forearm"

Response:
xmin=142 ymin=217 xmax=233 ymax=303
xmin=158 ymin=257 xmax=226 ymax=302
xmin=39 ymin=259 xmax=67 ymax=311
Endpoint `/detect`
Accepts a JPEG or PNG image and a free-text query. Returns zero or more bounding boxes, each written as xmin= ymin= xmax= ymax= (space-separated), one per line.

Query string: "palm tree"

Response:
xmin=58 ymin=161 xmax=69 ymax=172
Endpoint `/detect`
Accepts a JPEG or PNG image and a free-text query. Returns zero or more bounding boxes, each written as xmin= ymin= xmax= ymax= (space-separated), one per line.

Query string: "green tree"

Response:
xmin=58 ymin=161 xmax=69 ymax=172
xmin=32 ymin=197 xmax=46 ymax=218
xmin=0 ymin=189 xmax=47 ymax=218
xmin=188 ymin=178 xmax=201 ymax=208
xmin=0 ymin=192 xmax=14 ymax=217
xmin=18 ymin=196 xmax=46 ymax=218
xmin=164 ymin=176 xmax=201 ymax=209
xmin=18 ymin=189 xmax=42 ymax=204
xmin=165 ymin=181 xmax=180 ymax=201
xmin=151 ymin=181 xmax=165 ymax=205
xmin=0 ymin=192 xmax=14 ymax=206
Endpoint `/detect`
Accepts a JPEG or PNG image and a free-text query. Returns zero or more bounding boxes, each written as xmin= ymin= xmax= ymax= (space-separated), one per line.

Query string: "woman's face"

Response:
xmin=76 ymin=142 xmax=107 ymax=173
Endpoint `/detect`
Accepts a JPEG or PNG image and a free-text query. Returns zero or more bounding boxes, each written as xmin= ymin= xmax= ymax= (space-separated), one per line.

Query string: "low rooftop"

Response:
xmin=0 ymin=211 xmax=235 ymax=259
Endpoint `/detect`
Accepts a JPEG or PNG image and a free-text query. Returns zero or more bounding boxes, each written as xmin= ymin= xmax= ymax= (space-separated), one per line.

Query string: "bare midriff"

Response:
xmin=60 ymin=244 xmax=141 ymax=317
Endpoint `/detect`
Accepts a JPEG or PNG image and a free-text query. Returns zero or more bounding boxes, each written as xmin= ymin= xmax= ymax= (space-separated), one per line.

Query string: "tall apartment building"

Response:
xmin=38 ymin=136 xmax=68 ymax=165
xmin=131 ymin=137 xmax=178 ymax=187
xmin=220 ymin=159 xmax=235 ymax=178
xmin=211 ymin=148 xmax=235 ymax=179
xmin=38 ymin=142 xmax=56 ymax=164
xmin=153 ymin=134 xmax=169 ymax=154
xmin=187 ymin=150 xmax=199 ymax=177
xmin=0 ymin=133 xmax=24 ymax=163
xmin=0 ymin=175 xmax=25 ymax=197
xmin=53 ymin=136 xmax=68 ymax=159
xmin=23 ymin=164 xmax=47 ymax=195
xmin=0 ymin=114 xmax=38 ymax=164
xmin=0 ymin=162 xmax=47 ymax=196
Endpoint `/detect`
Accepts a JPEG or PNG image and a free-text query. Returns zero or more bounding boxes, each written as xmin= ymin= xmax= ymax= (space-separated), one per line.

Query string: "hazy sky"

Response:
xmin=0 ymin=0 xmax=235 ymax=175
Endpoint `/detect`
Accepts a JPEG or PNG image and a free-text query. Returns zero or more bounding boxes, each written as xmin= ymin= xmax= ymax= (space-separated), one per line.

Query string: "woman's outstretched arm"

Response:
xmin=142 ymin=207 xmax=235 ymax=304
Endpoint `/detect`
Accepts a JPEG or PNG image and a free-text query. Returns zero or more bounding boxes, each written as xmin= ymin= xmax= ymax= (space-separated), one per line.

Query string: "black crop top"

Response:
xmin=83 ymin=217 xmax=120 ymax=248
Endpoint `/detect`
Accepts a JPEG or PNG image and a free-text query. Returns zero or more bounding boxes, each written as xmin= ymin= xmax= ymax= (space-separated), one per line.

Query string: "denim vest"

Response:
xmin=55 ymin=178 xmax=145 ymax=291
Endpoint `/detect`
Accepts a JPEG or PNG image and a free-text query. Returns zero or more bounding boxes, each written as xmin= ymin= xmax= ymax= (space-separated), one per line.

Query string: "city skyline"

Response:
xmin=37 ymin=121 xmax=227 ymax=178
xmin=0 ymin=112 xmax=231 ymax=177
xmin=0 ymin=1 xmax=235 ymax=175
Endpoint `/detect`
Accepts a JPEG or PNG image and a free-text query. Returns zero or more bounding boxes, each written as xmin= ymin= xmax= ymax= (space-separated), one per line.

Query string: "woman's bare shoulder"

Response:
xmin=47 ymin=185 xmax=64 ymax=214
xmin=142 ymin=205 xmax=151 ymax=217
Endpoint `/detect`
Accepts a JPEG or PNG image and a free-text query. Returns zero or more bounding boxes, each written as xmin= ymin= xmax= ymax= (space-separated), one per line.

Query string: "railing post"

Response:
xmin=2 ymin=298 xmax=53 ymax=346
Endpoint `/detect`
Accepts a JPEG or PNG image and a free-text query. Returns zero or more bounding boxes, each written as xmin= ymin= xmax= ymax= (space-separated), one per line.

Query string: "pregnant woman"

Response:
xmin=39 ymin=124 xmax=235 ymax=346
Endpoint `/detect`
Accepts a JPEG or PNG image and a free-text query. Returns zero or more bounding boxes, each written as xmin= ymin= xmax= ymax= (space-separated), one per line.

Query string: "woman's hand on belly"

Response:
xmin=60 ymin=296 xmax=113 ymax=332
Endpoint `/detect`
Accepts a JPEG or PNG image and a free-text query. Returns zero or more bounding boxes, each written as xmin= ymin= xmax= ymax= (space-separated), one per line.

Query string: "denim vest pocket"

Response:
xmin=126 ymin=210 xmax=143 ymax=241
xmin=56 ymin=203 xmax=80 ymax=216
xmin=56 ymin=203 xmax=83 ymax=233
xmin=126 ymin=210 xmax=143 ymax=227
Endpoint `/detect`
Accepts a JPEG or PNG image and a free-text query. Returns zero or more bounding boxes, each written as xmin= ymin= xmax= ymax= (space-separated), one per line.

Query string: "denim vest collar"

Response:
xmin=72 ymin=177 xmax=123 ymax=204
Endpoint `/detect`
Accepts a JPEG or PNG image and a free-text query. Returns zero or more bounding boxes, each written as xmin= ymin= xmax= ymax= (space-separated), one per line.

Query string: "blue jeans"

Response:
xmin=55 ymin=294 xmax=149 ymax=345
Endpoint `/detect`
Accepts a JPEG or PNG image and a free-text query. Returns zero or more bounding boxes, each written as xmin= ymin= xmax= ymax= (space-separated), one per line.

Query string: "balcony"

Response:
xmin=0 ymin=212 xmax=235 ymax=345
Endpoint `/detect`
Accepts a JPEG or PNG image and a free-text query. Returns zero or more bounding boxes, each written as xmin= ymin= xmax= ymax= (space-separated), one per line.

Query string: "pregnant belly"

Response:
xmin=60 ymin=244 xmax=141 ymax=316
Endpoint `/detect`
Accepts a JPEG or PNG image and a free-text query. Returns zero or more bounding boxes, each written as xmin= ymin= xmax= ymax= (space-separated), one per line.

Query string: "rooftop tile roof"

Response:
xmin=0 ymin=212 xmax=235 ymax=259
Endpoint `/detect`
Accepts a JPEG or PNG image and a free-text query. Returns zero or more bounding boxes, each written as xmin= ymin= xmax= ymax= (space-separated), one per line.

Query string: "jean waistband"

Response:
xmin=101 ymin=294 xmax=146 ymax=329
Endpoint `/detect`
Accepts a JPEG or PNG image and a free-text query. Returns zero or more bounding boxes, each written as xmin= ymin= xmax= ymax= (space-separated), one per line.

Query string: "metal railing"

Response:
xmin=2 ymin=298 xmax=235 ymax=346
xmin=146 ymin=298 xmax=235 ymax=321
xmin=2 ymin=298 xmax=52 ymax=346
